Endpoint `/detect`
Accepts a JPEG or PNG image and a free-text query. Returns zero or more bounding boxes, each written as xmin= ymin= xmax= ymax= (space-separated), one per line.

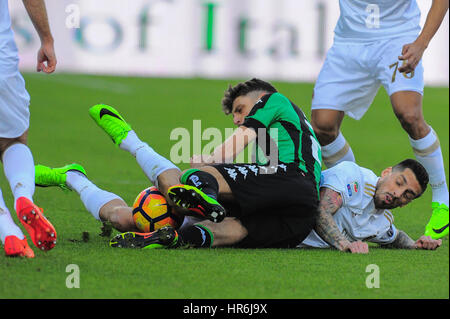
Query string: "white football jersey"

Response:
xmin=334 ymin=0 xmax=421 ymax=44
xmin=298 ymin=162 xmax=398 ymax=249
xmin=0 ymin=0 xmax=18 ymax=61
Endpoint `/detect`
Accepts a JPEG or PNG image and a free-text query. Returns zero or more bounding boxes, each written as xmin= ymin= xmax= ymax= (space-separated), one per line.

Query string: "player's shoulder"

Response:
xmin=323 ymin=161 xmax=363 ymax=181
xmin=321 ymin=161 xmax=378 ymax=195
xmin=262 ymin=92 xmax=291 ymax=108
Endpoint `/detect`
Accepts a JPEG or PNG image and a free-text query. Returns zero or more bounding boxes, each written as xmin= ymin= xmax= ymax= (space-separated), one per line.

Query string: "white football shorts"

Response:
xmin=311 ymin=37 xmax=424 ymax=120
xmin=0 ymin=68 xmax=30 ymax=138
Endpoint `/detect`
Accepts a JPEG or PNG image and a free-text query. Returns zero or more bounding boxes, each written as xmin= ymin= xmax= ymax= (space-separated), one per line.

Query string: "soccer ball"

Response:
xmin=132 ymin=186 xmax=182 ymax=232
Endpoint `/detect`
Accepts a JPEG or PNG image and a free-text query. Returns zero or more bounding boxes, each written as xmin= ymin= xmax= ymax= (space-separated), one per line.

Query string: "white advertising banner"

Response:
xmin=8 ymin=0 xmax=449 ymax=86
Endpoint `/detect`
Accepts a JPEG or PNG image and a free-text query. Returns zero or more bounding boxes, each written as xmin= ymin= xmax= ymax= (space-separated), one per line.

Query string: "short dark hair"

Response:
xmin=221 ymin=78 xmax=278 ymax=115
xmin=393 ymin=159 xmax=429 ymax=197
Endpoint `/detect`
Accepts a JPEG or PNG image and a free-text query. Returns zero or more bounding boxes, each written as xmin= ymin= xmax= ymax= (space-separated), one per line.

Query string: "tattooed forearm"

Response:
xmin=314 ymin=188 xmax=347 ymax=251
xmin=380 ymin=230 xmax=416 ymax=249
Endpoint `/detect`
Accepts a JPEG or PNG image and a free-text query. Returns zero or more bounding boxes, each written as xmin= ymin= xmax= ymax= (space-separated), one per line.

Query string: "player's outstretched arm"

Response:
xmin=315 ymin=187 xmax=368 ymax=254
xmin=22 ymin=0 xmax=56 ymax=73
xmin=190 ymin=126 xmax=257 ymax=167
xmin=380 ymin=230 xmax=442 ymax=250
xmin=398 ymin=0 xmax=449 ymax=73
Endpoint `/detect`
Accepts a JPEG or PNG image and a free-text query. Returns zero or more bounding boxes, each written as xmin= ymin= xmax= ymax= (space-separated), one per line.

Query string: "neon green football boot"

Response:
xmin=167 ymin=184 xmax=226 ymax=223
xmin=110 ymin=226 xmax=180 ymax=249
xmin=89 ymin=104 xmax=132 ymax=146
xmin=35 ymin=163 xmax=87 ymax=191
xmin=424 ymin=202 xmax=449 ymax=239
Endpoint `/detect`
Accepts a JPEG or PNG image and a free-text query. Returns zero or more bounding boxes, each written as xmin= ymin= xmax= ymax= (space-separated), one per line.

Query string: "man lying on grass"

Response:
xmin=295 ymin=159 xmax=442 ymax=253
xmin=35 ymin=156 xmax=441 ymax=253
xmin=36 ymin=78 xmax=323 ymax=249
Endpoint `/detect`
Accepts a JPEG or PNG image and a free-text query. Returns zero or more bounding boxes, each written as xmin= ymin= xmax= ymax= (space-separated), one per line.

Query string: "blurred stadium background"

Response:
xmin=9 ymin=0 xmax=448 ymax=85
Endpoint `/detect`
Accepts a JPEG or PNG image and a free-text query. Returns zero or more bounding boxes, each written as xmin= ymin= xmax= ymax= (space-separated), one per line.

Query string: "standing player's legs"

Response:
xmin=310 ymin=109 xmax=354 ymax=167
xmin=0 ymin=132 xmax=35 ymax=209
xmin=311 ymin=43 xmax=379 ymax=168
xmin=0 ymin=70 xmax=56 ymax=253
xmin=377 ymin=36 xmax=448 ymax=239
xmin=390 ymin=91 xmax=449 ymax=238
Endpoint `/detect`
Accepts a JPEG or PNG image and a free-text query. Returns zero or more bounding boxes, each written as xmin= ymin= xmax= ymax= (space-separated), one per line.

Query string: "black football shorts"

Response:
xmin=212 ymin=162 xmax=319 ymax=248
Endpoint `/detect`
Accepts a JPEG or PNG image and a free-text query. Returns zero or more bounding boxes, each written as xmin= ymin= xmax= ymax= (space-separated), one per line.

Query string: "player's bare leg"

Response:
xmin=98 ymin=199 xmax=138 ymax=232
xmin=154 ymin=168 xmax=182 ymax=200
xmin=391 ymin=91 xmax=429 ymax=139
xmin=391 ymin=91 xmax=449 ymax=239
xmin=0 ymin=130 xmax=28 ymax=154
xmin=196 ymin=217 xmax=248 ymax=247
xmin=311 ymin=109 xmax=355 ymax=167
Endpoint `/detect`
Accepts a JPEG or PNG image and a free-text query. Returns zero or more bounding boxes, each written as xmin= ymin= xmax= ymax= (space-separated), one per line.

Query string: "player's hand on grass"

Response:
xmin=398 ymin=40 xmax=426 ymax=74
xmin=37 ymin=40 xmax=57 ymax=73
xmin=342 ymin=240 xmax=369 ymax=254
xmin=414 ymin=235 xmax=442 ymax=250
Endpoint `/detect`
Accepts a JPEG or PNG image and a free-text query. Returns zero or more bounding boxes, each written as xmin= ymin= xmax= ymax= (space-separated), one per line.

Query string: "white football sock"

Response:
xmin=321 ymin=131 xmax=355 ymax=168
xmin=0 ymin=187 xmax=24 ymax=243
xmin=409 ymin=127 xmax=449 ymax=206
xmin=2 ymin=143 xmax=35 ymax=209
xmin=120 ymin=130 xmax=180 ymax=187
xmin=119 ymin=130 xmax=145 ymax=156
xmin=66 ymin=171 xmax=123 ymax=220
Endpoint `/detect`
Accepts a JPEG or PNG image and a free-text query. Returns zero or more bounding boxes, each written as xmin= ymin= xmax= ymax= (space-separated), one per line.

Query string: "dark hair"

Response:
xmin=393 ymin=159 xmax=429 ymax=196
xmin=221 ymin=78 xmax=278 ymax=115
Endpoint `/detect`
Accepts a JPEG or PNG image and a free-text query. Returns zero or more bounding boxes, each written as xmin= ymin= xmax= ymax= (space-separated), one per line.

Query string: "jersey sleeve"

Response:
xmin=320 ymin=161 xmax=363 ymax=209
xmin=368 ymin=223 xmax=398 ymax=245
xmin=243 ymin=93 xmax=284 ymax=130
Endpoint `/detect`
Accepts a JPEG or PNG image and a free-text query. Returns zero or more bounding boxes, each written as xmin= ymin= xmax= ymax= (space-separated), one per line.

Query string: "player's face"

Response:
xmin=231 ymin=95 xmax=257 ymax=126
xmin=373 ymin=167 xmax=422 ymax=209
xmin=231 ymin=91 xmax=269 ymax=126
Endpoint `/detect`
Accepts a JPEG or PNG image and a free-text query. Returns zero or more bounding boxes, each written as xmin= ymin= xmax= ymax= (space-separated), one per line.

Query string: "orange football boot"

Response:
xmin=4 ymin=235 xmax=35 ymax=258
xmin=16 ymin=197 xmax=57 ymax=251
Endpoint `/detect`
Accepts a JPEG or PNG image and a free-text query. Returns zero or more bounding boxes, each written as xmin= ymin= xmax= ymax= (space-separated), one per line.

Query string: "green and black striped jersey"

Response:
xmin=243 ymin=92 xmax=322 ymax=189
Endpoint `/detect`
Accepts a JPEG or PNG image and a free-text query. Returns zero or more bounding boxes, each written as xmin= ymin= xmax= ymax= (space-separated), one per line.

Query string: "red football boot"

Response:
xmin=4 ymin=235 xmax=35 ymax=258
xmin=16 ymin=197 xmax=57 ymax=251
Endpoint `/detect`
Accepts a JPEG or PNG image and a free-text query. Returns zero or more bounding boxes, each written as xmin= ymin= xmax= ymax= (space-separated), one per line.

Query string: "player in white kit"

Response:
xmin=298 ymin=160 xmax=442 ymax=253
xmin=311 ymin=0 xmax=449 ymax=240
xmin=0 ymin=0 xmax=57 ymax=257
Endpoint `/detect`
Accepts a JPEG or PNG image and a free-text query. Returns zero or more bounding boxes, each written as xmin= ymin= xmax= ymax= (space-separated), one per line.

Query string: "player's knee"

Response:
xmin=0 ymin=138 xmax=26 ymax=159
xmin=201 ymin=218 xmax=248 ymax=247
xmin=311 ymin=122 xmax=339 ymax=145
xmin=395 ymin=110 xmax=428 ymax=138
xmin=107 ymin=206 xmax=134 ymax=232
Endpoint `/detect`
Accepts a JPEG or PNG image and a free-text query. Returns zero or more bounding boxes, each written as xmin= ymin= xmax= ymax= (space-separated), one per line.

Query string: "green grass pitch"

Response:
xmin=0 ymin=73 xmax=448 ymax=299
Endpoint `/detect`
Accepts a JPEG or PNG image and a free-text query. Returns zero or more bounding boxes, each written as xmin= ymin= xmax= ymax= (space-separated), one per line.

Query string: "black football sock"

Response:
xmin=178 ymin=224 xmax=214 ymax=248
xmin=180 ymin=169 xmax=219 ymax=200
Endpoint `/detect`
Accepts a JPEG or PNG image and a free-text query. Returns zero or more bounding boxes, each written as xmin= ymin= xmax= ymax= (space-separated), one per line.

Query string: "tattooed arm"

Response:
xmin=380 ymin=230 xmax=442 ymax=250
xmin=314 ymin=187 xmax=369 ymax=253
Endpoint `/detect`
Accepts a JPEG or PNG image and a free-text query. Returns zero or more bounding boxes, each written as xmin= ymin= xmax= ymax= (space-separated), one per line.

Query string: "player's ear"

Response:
xmin=381 ymin=167 xmax=393 ymax=178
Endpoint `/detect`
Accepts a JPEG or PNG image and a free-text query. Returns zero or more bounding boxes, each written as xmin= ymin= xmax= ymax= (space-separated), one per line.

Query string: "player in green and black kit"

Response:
xmin=195 ymin=78 xmax=322 ymax=248
xmin=110 ymin=78 xmax=323 ymax=248
xmin=36 ymin=79 xmax=322 ymax=249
